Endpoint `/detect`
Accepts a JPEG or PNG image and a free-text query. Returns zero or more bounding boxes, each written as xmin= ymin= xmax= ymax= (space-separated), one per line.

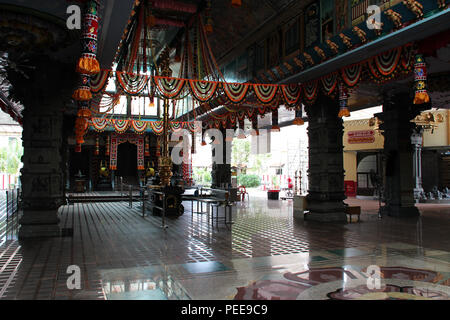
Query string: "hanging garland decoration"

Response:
xmin=400 ymin=43 xmax=415 ymax=73
xmin=170 ymin=122 xmax=183 ymax=132
xmin=144 ymin=135 xmax=150 ymax=157
xmin=303 ymin=80 xmax=319 ymax=104
xmin=90 ymin=69 xmax=111 ymax=93
xmin=89 ymin=118 xmax=200 ymax=135
xmin=338 ymin=81 xmax=350 ymax=118
xmin=340 ymin=63 xmax=362 ymax=87
xmin=131 ymin=120 xmax=147 ymax=134
xmin=237 ymin=118 xmax=246 ymax=139
xmin=237 ymin=110 xmax=246 ymax=121
xmin=91 ymin=117 xmax=110 ymax=131
xmin=413 ymin=54 xmax=430 ymax=105
xmin=112 ymin=119 xmax=129 ymax=133
xmin=105 ymin=134 xmax=110 ymax=156
xmin=321 ymin=72 xmax=338 ymax=95
xmin=72 ymin=1 xmax=100 ymax=153
xmin=154 ymin=76 xmax=187 ymax=99
xmin=221 ymin=118 xmax=228 ymax=128
xmin=371 ymin=46 xmax=402 ymax=77
xmin=188 ymin=79 xmax=219 ymax=102
xmin=110 ymin=135 xmax=118 ymax=170
xmin=222 ymin=83 xmax=250 ymax=103
xmin=253 ymin=84 xmax=279 ymax=104
xmin=258 ymin=105 xmax=267 ymax=115
xmin=73 ymin=74 xmax=93 ymax=101
xmin=280 ymin=84 xmax=301 ymax=106
xmin=149 ymin=121 xmax=164 ymax=135
xmin=186 ymin=121 xmax=199 ymax=133
xmin=116 ymin=72 xmax=149 ymax=96
xmin=229 ymin=112 xmax=237 ymax=125
xmin=94 ymin=136 xmax=100 ymax=155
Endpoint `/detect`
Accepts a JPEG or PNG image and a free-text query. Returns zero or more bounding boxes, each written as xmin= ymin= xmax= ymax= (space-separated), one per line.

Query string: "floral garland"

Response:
xmin=112 ymin=119 xmax=129 ymax=133
xmin=131 ymin=120 xmax=147 ymax=134
xmin=90 ymin=69 xmax=111 ymax=93
xmin=222 ymin=82 xmax=250 ymax=103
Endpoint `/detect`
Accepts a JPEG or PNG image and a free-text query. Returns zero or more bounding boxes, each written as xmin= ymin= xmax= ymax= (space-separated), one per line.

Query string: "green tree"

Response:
xmin=0 ymin=138 xmax=23 ymax=174
xmin=231 ymin=139 xmax=250 ymax=171
xmin=193 ymin=167 xmax=211 ymax=186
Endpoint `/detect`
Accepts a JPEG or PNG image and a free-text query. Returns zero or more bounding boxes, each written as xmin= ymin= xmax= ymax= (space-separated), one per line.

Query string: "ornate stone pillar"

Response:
xmin=377 ymin=89 xmax=423 ymax=217
xmin=211 ymin=128 xmax=232 ymax=189
xmin=305 ymin=93 xmax=347 ymax=222
xmin=411 ymin=128 xmax=424 ymax=202
xmin=9 ymin=56 xmax=76 ymax=238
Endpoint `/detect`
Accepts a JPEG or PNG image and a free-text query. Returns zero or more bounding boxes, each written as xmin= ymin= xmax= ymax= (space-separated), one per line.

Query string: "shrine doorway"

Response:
xmin=117 ymin=142 xmax=138 ymax=186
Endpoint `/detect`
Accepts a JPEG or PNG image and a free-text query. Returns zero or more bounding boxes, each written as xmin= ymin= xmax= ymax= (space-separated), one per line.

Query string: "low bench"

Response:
xmin=345 ymin=206 xmax=361 ymax=223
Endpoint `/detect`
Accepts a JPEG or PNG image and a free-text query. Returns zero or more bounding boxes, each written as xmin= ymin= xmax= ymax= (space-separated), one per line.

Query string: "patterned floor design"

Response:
xmin=0 ymin=192 xmax=449 ymax=300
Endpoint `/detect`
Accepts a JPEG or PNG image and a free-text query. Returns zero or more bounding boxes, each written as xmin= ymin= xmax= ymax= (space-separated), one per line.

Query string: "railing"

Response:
xmin=116 ymin=177 xmax=148 ymax=215
xmin=0 ymin=188 xmax=21 ymax=243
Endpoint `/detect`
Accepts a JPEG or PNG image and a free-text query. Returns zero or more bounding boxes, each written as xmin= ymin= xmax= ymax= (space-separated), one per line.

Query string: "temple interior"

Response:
xmin=0 ymin=0 xmax=450 ymax=301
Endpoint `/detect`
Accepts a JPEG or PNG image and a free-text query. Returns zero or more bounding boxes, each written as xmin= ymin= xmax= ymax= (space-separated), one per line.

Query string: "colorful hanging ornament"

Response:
xmin=105 ymin=135 xmax=110 ymax=156
xmin=205 ymin=0 xmax=213 ymax=33
xmin=413 ymin=54 xmax=430 ymax=105
xmin=145 ymin=135 xmax=150 ymax=156
xmin=201 ymin=127 xmax=207 ymax=146
xmin=338 ymin=82 xmax=350 ymax=118
xmin=293 ymin=108 xmax=304 ymax=126
xmin=94 ymin=136 xmax=100 ymax=155
xmin=72 ymin=74 xmax=93 ymax=101
xmin=76 ymin=0 xmax=101 ymax=75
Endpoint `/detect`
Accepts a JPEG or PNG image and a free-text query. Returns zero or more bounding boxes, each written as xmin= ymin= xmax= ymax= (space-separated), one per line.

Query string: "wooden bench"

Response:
xmin=345 ymin=206 xmax=361 ymax=223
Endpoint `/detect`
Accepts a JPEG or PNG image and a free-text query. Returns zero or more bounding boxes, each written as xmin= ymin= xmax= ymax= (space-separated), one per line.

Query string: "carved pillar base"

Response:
xmin=11 ymin=56 xmax=74 ymax=239
xmin=305 ymin=93 xmax=347 ymax=223
xmin=19 ymin=210 xmax=61 ymax=238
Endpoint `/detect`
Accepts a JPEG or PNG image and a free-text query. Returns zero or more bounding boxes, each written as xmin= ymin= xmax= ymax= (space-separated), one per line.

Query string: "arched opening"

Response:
xmin=357 ymin=153 xmax=379 ymax=197
xmin=117 ymin=142 xmax=138 ymax=186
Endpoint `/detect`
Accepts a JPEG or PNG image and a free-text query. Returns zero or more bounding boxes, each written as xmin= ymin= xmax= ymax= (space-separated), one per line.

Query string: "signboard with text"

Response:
xmin=348 ymin=130 xmax=375 ymax=144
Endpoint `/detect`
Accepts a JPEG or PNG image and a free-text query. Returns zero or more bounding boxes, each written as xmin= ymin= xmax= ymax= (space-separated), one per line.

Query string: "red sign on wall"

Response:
xmin=344 ymin=180 xmax=357 ymax=197
xmin=348 ymin=130 xmax=375 ymax=144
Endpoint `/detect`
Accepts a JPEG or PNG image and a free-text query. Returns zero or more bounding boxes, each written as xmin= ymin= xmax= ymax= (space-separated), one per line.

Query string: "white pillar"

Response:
xmin=411 ymin=129 xmax=424 ymax=202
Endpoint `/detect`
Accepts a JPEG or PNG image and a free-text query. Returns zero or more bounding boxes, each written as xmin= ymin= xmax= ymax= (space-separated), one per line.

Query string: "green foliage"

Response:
xmin=0 ymin=138 xmax=23 ymax=174
xmin=193 ymin=167 xmax=211 ymax=186
xmin=231 ymin=139 xmax=250 ymax=169
xmin=237 ymin=174 xmax=261 ymax=188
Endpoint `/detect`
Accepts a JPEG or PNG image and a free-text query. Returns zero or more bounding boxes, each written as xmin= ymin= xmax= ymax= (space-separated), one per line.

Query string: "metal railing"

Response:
xmin=116 ymin=177 xmax=148 ymax=215
xmin=0 ymin=188 xmax=21 ymax=243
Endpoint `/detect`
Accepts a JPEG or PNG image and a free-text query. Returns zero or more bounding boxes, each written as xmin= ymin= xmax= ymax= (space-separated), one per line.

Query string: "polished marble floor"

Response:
xmin=0 ymin=192 xmax=449 ymax=300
